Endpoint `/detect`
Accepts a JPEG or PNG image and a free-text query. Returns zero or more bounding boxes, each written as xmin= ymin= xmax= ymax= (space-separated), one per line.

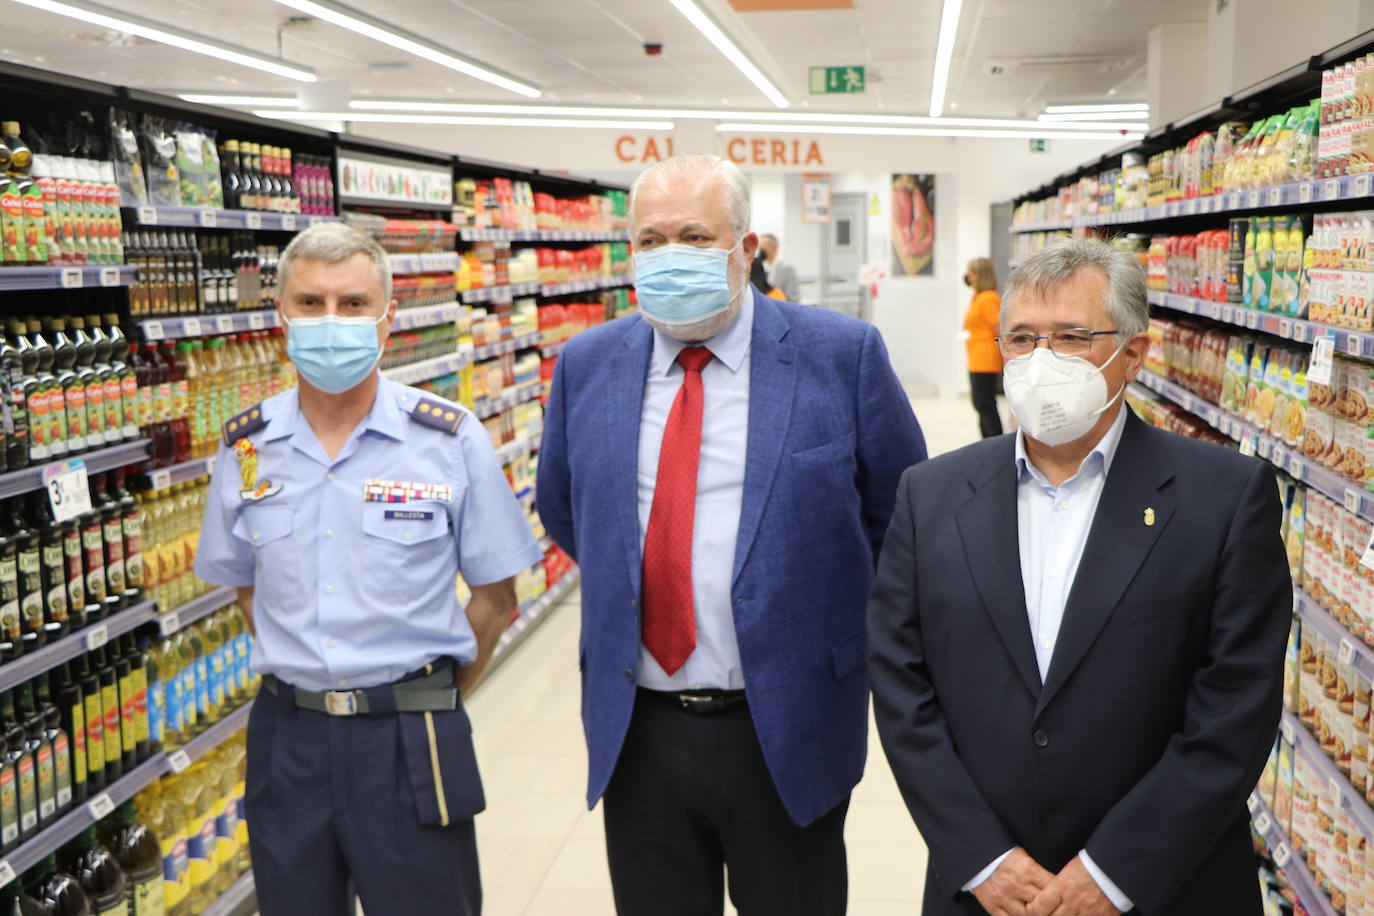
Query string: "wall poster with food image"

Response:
xmin=891 ymin=174 xmax=935 ymax=277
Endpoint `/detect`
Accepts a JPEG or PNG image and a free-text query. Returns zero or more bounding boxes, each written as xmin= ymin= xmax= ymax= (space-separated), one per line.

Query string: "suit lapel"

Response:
xmin=1036 ymin=413 xmax=1176 ymax=715
xmin=733 ymin=292 xmax=797 ymax=585
xmin=954 ymin=440 xmax=1042 ymax=699
xmin=606 ymin=319 xmax=654 ymax=599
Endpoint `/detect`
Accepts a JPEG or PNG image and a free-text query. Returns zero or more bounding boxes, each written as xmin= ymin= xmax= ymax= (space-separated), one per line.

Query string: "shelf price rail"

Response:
xmin=1248 ymin=790 xmax=1338 ymax=916
xmin=1146 ymin=290 xmax=1374 ymax=360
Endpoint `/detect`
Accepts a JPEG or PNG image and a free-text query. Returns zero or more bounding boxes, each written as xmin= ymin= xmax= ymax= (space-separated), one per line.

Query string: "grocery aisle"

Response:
xmin=465 ymin=393 xmax=987 ymax=916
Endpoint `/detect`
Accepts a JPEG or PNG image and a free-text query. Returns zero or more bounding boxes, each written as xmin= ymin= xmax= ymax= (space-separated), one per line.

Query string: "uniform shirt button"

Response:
xmin=1033 ymin=730 xmax=1050 ymax=748
xmin=252 ymin=533 xmax=261 ymax=541
xmin=624 ymin=668 xmax=635 ymax=683
xmin=338 ymin=679 xmax=348 ymax=687
xmin=327 ymin=639 xmax=336 ymax=648
xmin=326 ymin=472 xmax=336 ymax=481
xmin=403 ymin=532 xmax=413 ymax=541
xmin=325 ymin=529 xmax=335 ymax=538
xmin=324 ymin=585 xmax=335 ymax=594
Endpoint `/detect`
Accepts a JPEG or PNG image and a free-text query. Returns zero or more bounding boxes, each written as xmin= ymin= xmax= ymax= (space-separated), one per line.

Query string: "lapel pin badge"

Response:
xmin=234 ymin=438 xmax=283 ymax=502
xmin=1144 ymin=507 xmax=1156 ymax=527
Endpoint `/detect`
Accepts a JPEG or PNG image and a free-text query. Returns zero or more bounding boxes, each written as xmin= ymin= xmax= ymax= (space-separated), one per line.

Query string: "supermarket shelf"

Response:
xmin=541 ymin=276 xmax=631 ymax=297
xmin=142 ymin=454 xmax=219 ymax=492
xmin=489 ymin=568 xmax=580 ymax=670
xmin=126 ymin=206 xmax=337 ymax=232
xmin=1281 ymin=706 xmax=1374 ymax=846
xmin=392 ymin=302 xmax=462 ymax=332
xmin=0 ymin=439 xmax=152 ymax=501
xmin=1132 ymin=369 xmax=1374 ymax=523
xmin=474 ymin=381 xmax=542 ymax=421
xmin=1248 ymin=791 xmax=1338 ymax=916
xmin=0 ymin=697 xmax=255 ymax=885
xmin=382 ymin=350 xmax=472 ymax=386
xmin=495 ymin=435 xmax=535 ymax=466
xmin=540 ymin=339 xmax=568 ymax=359
xmin=0 ymin=599 xmax=157 ymax=695
xmin=386 ymin=252 xmax=460 ymax=275
xmin=0 ymin=265 xmax=137 ymax=292
xmin=1010 ymin=220 xmax=1074 ymax=233
xmin=1147 ymin=290 xmax=1374 ymax=360
xmin=140 ymin=310 xmax=279 ymax=342
xmin=202 ymin=869 xmax=256 ymax=916
xmin=340 ymin=195 xmax=451 ymax=214
xmin=460 ymin=282 xmax=541 ymax=304
xmin=157 ymin=586 xmax=237 ymax=637
xmin=1293 ymin=587 xmax=1374 ymax=687
xmin=517 ymin=489 xmax=534 ymax=511
xmin=458 ymin=228 xmax=629 ymax=243
xmin=473 ymin=332 xmax=542 ymax=362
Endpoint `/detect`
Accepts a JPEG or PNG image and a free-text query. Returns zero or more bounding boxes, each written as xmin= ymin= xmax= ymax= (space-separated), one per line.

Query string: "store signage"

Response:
xmin=615 ymin=136 xmax=677 ymax=163
xmin=801 ymin=173 xmax=831 ymax=223
xmin=809 ymin=66 xmax=865 ymax=94
xmin=724 ymin=137 xmax=825 ymax=166
xmin=338 ymin=154 xmax=452 ymax=206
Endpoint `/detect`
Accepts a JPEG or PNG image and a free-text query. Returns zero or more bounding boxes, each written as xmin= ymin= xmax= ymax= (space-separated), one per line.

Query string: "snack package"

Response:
xmin=1276 ymin=738 xmax=1296 ymax=834
xmin=139 ymin=116 xmax=179 ymax=207
xmin=1287 ymin=484 xmax=1307 ymax=586
xmin=108 ymin=109 xmax=147 ymax=208
xmin=174 ymin=123 xmax=209 ymax=207
xmin=1254 ymin=218 xmax=1275 ymax=310
xmin=1259 ymin=737 xmax=1281 ymax=806
xmin=1286 ymin=615 xmax=1304 ymax=713
xmin=200 ymin=129 xmax=223 ymax=209
xmin=1288 ymin=101 xmax=1322 ymax=183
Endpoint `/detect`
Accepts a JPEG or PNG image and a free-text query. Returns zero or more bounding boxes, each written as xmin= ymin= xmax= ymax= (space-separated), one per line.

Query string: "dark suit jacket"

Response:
xmin=538 ymin=289 xmax=927 ymax=827
xmin=867 ymin=411 xmax=1291 ymax=916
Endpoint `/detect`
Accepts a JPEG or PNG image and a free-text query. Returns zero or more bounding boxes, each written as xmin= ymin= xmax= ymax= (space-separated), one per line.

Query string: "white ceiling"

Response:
xmin=0 ymin=0 xmax=1209 ymax=117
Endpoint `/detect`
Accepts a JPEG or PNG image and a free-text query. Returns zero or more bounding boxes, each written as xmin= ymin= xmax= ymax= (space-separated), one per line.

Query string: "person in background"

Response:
xmin=195 ymin=223 xmax=541 ymax=916
xmin=963 ymin=257 xmax=1004 ymax=438
xmin=751 ymin=251 xmax=786 ymax=300
xmin=538 ymin=154 xmax=926 ymax=916
xmin=869 ymin=239 xmax=1290 ymax=916
xmin=759 ymin=233 xmax=801 ymax=301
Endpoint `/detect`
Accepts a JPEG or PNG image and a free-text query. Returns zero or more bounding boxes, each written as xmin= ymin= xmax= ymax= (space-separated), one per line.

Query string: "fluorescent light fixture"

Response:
xmin=1044 ymin=103 xmax=1149 ymax=114
xmin=716 ymin=122 xmax=1143 ymax=141
xmin=269 ymin=0 xmax=540 ymax=98
xmin=928 ymin=0 xmax=964 ymax=117
xmin=665 ymin=0 xmax=788 ymax=108
xmin=255 ymin=110 xmax=675 ymax=130
xmin=180 ymin=94 xmax=300 ymax=107
xmin=10 ymin=0 xmax=316 ymax=81
xmin=1038 ymin=112 xmax=1149 ymax=124
xmin=1036 ymin=115 xmax=1150 ymax=129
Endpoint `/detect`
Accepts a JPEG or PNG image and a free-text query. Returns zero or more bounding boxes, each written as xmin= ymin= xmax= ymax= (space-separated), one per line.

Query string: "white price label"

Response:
xmin=137 ymin=205 xmax=157 ymax=225
xmin=1186 ymin=199 xmax=1198 ymax=215
xmin=248 ymin=312 xmax=266 ymax=330
xmin=44 ymin=458 xmax=92 ymax=524
xmin=1254 ymin=812 xmax=1273 ymax=834
xmin=1308 ymin=335 xmax=1336 ymax=386
xmin=1274 ymin=843 xmax=1291 ymax=867
xmin=215 ymin=315 xmax=234 ymax=333
xmin=1240 ymin=434 xmax=1258 ymax=457
xmin=1326 ymin=179 xmax=1343 ymax=201
xmin=1283 ymin=719 xmax=1296 ymax=745
xmin=84 ymin=624 xmax=108 ymax=651
xmin=1210 ymin=303 xmax=1222 ymax=320
xmin=1345 ymin=488 xmax=1363 ymax=515
xmin=1170 ymin=202 xmax=1181 ymax=217
xmin=1278 ymin=319 xmax=1291 ymax=337
xmin=1248 ymin=793 xmax=1262 ymax=814
xmin=206 ymin=455 xmax=217 ymax=475
xmin=1356 ymin=175 xmax=1371 ymax=198
xmin=1341 ymin=638 xmax=1358 ymax=665
xmin=1330 ymin=776 xmax=1345 ymax=807
xmin=182 ymin=317 xmax=201 ymax=337
xmin=1269 ymin=187 xmax=1283 ymax=206
xmin=142 ymin=320 xmax=164 ymax=342
xmin=1245 ymin=311 xmax=1259 ymax=329
xmin=1360 ymin=524 xmax=1374 ymax=572
xmin=1289 ymin=454 xmax=1304 ymax=479
xmin=59 ymin=267 xmax=83 ymax=289
xmin=99 ymin=267 xmax=119 ymax=287
xmin=282 ymin=215 xmax=298 ymax=231
xmin=198 ymin=209 xmax=217 ymax=228
xmin=150 ymin=469 xmax=171 ymax=490
xmin=1300 ymin=182 xmax=1314 ymax=203
xmin=1247 ymin=190 xmax=1261 ymax=208
xmin=167 ymin=749 xmax=192 ymax=773
xmin=1221 ymin=306 xmax=1233 ymax=323
xmin=245 ymin=213 xmax=262 ymax=230
xmin=0 ymin=861 xmax=15 ymax=889
xmin=1257 ymin=438 xmax=1271 ymax=459
xmin=1272 ymin=446 xmax=1286 ymax=468
xmin=158 ymin=611 xmax=180 ymax=637
xmin=1347 ymin=334 xmax=1365 ymax=357
xmin=87 ymin=792 xmax=114 ymax=820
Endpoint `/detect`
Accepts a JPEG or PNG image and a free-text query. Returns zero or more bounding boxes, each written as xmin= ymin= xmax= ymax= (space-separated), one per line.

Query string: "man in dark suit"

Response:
xmin=868 ymin=239 xmax=1291 ymax=916
xmin=538 ymin=154 xmax=926 ymax=915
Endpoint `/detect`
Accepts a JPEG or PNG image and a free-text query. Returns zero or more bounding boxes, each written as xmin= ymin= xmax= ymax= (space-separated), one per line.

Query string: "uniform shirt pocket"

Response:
xmin=362 ymin=504 xmax=450 ymax=546
xmin=360 ymin=503 xmax=452 ymax=599
xmin=231 ymin=505 xmax=300 ymax=606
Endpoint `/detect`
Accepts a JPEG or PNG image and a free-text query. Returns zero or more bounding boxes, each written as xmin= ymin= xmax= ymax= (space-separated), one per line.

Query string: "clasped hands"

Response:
xmin=972 ymin=848 xmax=1123 ymax=916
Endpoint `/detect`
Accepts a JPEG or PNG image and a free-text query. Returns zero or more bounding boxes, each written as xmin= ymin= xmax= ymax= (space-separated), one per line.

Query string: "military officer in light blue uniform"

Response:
xmin=195 ymin=222 xmax=542 ymax=916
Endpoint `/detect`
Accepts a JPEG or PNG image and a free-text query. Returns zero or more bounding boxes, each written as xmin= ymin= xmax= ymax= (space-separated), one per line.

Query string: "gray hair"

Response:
xmin=1003 ymin=239 xmax=1148 ymax=338
xmin=629 ymin=155 xmax=751 ymax=241
xmin=279 ymin=222 xmax=393 ymax=302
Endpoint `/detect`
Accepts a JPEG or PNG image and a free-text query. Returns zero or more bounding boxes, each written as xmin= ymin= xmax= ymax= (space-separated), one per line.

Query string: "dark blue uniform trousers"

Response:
xmin=245 ymin=684 xmax=484 ymax=915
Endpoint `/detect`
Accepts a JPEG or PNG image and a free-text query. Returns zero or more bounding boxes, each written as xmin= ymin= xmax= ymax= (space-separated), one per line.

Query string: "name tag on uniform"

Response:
xmin=363 ymin=478 xmax=453 ymax=504
xmin=385 ymin=510 xmax=435 ymax=521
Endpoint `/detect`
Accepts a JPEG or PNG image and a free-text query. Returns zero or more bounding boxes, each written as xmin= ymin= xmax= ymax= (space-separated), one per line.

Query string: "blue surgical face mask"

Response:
xmin=283 ymin=313 xmax=387 ymax=394
xmin=633 ymin=241 xmax=742 ymax=326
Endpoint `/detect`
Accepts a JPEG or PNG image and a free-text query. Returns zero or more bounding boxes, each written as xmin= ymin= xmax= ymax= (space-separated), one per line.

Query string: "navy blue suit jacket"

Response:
xmin=537 ymin=289 xmax=927 ymax=826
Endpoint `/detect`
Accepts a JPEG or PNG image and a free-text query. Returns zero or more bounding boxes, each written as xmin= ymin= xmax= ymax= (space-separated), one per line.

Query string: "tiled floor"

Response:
xmin=464 ymin=394 xmax=992 ymax=916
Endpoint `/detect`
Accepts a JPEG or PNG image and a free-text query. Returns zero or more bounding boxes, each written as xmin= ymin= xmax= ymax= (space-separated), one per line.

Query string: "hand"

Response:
xmin=971 ymin=848 xmax=1054 ymax=916
xmin=1027 ymin=857 xmax=1123 ymax=916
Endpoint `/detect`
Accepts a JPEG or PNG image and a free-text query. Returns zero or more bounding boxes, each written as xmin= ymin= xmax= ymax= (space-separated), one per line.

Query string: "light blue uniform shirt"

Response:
xmin=194 ymin=375 xmax=543 ymax=693
xmin=635 ymin=293 xmax=754 ymax=691
xmin=964 ymin=405 xmax=1133 ymax=911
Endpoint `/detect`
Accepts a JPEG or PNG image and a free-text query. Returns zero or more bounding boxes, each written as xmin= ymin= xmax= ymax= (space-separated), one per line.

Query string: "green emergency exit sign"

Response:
xmin=809 ymin=67 xmax=865 ymax=94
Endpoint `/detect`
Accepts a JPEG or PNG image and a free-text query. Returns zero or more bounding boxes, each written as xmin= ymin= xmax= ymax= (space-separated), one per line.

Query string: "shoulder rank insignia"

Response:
xmin=233 ymin=438 xmax=282 ymax=502
xmin=411 ymin=397 xmax=464 ymax=435
xmin=223 ymin=403 xmax=267 ymax=446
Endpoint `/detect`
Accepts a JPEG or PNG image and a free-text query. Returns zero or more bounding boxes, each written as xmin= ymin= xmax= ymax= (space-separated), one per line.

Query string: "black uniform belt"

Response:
xmin=263 ymin=662 xmax=459 ymax=716
xmin=638 ymin=687 xmax=748 ymax=716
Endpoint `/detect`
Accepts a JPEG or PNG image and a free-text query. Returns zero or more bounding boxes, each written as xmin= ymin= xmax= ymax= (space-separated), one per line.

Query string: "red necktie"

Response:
xmin=642 ymin=346 xmax=714 ymax=675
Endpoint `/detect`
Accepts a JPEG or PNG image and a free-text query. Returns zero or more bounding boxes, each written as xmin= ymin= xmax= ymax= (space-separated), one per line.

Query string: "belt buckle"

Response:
xmin=678 ymin=694 xmax=714 ymax=713
xmin=325 ymin=691 xmax=358 ymax=716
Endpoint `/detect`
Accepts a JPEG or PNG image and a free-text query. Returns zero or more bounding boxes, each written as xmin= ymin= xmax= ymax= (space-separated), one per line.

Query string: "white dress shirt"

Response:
xmin=635 ymin=293 xmax=753 ymax=691
xmin=963 ymin=406 xmax=1134 ymax=913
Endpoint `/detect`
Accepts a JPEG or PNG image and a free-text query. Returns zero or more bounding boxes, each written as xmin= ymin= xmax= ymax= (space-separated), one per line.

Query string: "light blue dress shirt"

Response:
xmin=635 ymin=293 xmax=754 ymax=691
xmin=194 ymin=375 xmax=543 ymax=693
xmin=964 ymin=405 xmax=1134 ymax=912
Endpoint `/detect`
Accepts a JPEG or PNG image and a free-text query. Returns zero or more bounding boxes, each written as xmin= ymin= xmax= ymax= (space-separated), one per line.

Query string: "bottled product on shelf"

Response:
xmin=452 ymin=176 xmax=627 ymax=233
xmin=380 ymin=326 xmax=460 ymax=370
xmin=126 ymin=230 xmax=280 ymax=318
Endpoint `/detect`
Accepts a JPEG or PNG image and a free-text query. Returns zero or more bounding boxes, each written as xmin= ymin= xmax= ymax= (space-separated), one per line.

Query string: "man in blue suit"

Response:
xmin=538 ymin=154 xmax=926 ymax=915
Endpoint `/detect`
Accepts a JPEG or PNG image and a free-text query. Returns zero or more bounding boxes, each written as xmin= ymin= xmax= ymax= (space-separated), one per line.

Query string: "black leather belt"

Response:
xmin=263 ymin=661 xmax=458 ymax=716
xmin=639 ymin=687 xmax=748 ymax=716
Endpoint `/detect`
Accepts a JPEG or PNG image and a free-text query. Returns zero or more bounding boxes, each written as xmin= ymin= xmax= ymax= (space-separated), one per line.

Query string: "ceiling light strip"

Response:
xmin=1037 ymin=112 xmax=1149 ymax=124
xmin=255 ymin=111 xmax=674 ymax=130
xmin=665 ymin=0 xmax=788 ymax=109
xmin=928 ymin=0 xmax=964 ymax=118
xmin=12 ymin=0 xmax=316 ymax=81
xmin=180 ymin=94 xmax=301 ymax=107
xmin=268 ymin=0 xmax=539 ymax=98
xmin=1043 ymin=103 xmax=1149 ymax=114
xmin=716 ymin=122 xmax=1143 ymax=141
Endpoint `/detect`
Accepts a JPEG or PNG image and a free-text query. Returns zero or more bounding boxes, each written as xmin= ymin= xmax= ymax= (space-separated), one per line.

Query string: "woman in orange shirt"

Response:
xmin=963 ymin=258 xmax=1003 ymax=438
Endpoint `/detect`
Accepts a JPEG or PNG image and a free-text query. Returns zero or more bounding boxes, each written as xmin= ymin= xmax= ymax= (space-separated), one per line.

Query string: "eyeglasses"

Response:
xmin=996 ymin=328 xmax=1122 ymax=358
